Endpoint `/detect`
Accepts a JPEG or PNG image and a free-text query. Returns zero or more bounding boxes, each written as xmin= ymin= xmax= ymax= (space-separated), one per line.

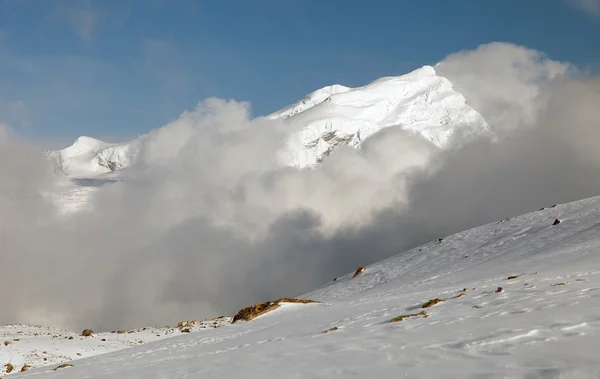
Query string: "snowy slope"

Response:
xmin=12 ymin=196 xmax=600 ymax=378
xmin=0 ymin=318 xmax=231 ymax=376
xmin=47 ymin=65 xmax=491 ymax=177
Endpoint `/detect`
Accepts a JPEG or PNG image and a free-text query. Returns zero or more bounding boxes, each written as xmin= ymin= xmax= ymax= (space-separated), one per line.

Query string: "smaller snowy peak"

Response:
xmin=61 ymin=136 xmax=107 ymax=155
xmin=48 ymin=137 xmax=137 ymax=178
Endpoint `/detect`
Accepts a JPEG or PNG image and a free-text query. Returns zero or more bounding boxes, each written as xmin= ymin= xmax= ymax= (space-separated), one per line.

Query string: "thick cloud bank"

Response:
xmin=1 ymin=43 xmax=599 ymax=331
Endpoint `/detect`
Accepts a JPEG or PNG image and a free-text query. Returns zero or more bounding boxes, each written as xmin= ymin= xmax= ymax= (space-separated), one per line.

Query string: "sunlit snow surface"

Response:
xmin=9 ymin=196 xmax=600 ymax=378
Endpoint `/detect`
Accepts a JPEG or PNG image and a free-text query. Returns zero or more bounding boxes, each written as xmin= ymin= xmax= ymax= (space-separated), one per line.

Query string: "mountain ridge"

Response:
xmin=47 ymin=65 xmax=492 ymax=177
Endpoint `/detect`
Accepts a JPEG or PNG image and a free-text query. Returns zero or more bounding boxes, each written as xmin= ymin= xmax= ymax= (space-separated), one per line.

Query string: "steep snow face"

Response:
xmin=47 ymin=137 xmax=137 ymax=178
xmin=13 ymin=196 xmax=600 ymax=378
xmin=48 ymin=65 xmax=491 ymax=176
xmin=271 ymin=66 xmax=492 ymax=167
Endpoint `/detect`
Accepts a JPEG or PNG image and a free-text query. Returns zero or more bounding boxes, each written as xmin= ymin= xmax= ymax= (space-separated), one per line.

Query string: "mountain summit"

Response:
xmin=271 ymin=65 xmax=490 ymax=167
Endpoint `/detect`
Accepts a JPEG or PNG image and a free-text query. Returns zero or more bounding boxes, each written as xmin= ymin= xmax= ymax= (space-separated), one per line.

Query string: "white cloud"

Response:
xmin=567 ymin=0 xmax=600 ymax=15
xmin=68 ymin=8 xmax=97 ymax=44
xmin=436 ymin=42 xmax=572 ymax=133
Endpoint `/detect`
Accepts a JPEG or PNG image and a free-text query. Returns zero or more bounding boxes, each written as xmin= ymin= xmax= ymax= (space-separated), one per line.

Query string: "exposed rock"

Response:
xmin=352 ymin=266 xmax=366 ymax=278
xmin=5 ymin=363 xmax=13 ymax=374
xmin=54 ymin=363 xmax=74 ymax=371
xmin=21 ymin=364 xmax=31 ymax=372
xmin=232 ymin=298 xmax=320 ymax=324
xmin=507 ymin=275 xmax=522 ymax=280
xmin=81 ymin=329 xmax=95 ymax=337
xmin=496 ymin=287 xmax=504 ymax=293
xmin=552 ymin=219 xmax=561 ymax=226
xmin=390 ymin=310 xmax=428 ymax=323
xmin=321 ymin=327 xmax=339 ymax=334
xmin=422 ymin=299 xmax=444 ymax=308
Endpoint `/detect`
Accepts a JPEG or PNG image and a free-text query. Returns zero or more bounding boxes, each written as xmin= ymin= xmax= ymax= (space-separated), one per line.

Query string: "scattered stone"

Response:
xmin=117 ymin=330 xmax=127 ymax=334
xmin=5 ymin=364 xmax=13 ymax=374
xmin=496 ymin=287 xmax=503 ymax=293
xmin=138 ymin=340 xmax=144 ymax=344
xmin=68 ymin=336 xmax=74 ymax=340
xmin=507 ymin=275 xmax=522 ymax=280
xmin=101 ymin=338 xmax=106 ymax=341
xmin=321 ymin=327 xmax=339 ymax=334
xmin=473 ymin=305 xmax=483 ymax=309
xmin=232 ymin=298 xmax=320 ymax=324
xmin=191 ymin=320 xmax=201 ymax=326
xmin=181 ymin=328 xmax=191 ymax=333
xmin=81 ymin=329 xmax=95 ymax=337
xmin=422 ymin=298 xmax=444 ymax=308
xmin=54 ymin=363 xmax=74 ymax=371
xmin=3 ymin=341 xmax=11 ymax=346
xmin=438 ymin=238 xmax=444 ymax=243
xmin=552 ymin=219 xmax=561 ymax=226
xmin=455 ymin=293 xmax=466 ymax=298
xmin=553 ymin=282 xmax=567 ymax=286
xmin=551 ymin=204 xmax=557 ymax=208
xmin=390 ymin=310 xmax=428 ymax=323
xmin=177 ymin=321 xmax=190 ymax=328
xmin=539 ymin=207 xmax=545 ymax=211
xmin=352 ymin=266 xmax=366 ymax=278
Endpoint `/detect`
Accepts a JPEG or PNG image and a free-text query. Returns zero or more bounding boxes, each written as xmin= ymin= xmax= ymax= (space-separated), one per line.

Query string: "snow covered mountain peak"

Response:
xmin=48 ymin=65 xmax=491 ymax=176
xmin=272 ymin=65 xmax=491 ymax=167
xmin=48 ymin=137 xmax=136 ymax=178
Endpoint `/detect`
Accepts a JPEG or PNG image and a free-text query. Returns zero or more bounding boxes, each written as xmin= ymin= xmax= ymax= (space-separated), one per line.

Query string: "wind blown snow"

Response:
xmin=1 ymin=42 xmax=599 ymax=335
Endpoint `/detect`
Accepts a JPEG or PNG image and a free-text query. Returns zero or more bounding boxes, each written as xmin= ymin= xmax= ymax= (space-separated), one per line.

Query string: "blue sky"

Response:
xmin=0 ymin=0 xmax=599 ymax=147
